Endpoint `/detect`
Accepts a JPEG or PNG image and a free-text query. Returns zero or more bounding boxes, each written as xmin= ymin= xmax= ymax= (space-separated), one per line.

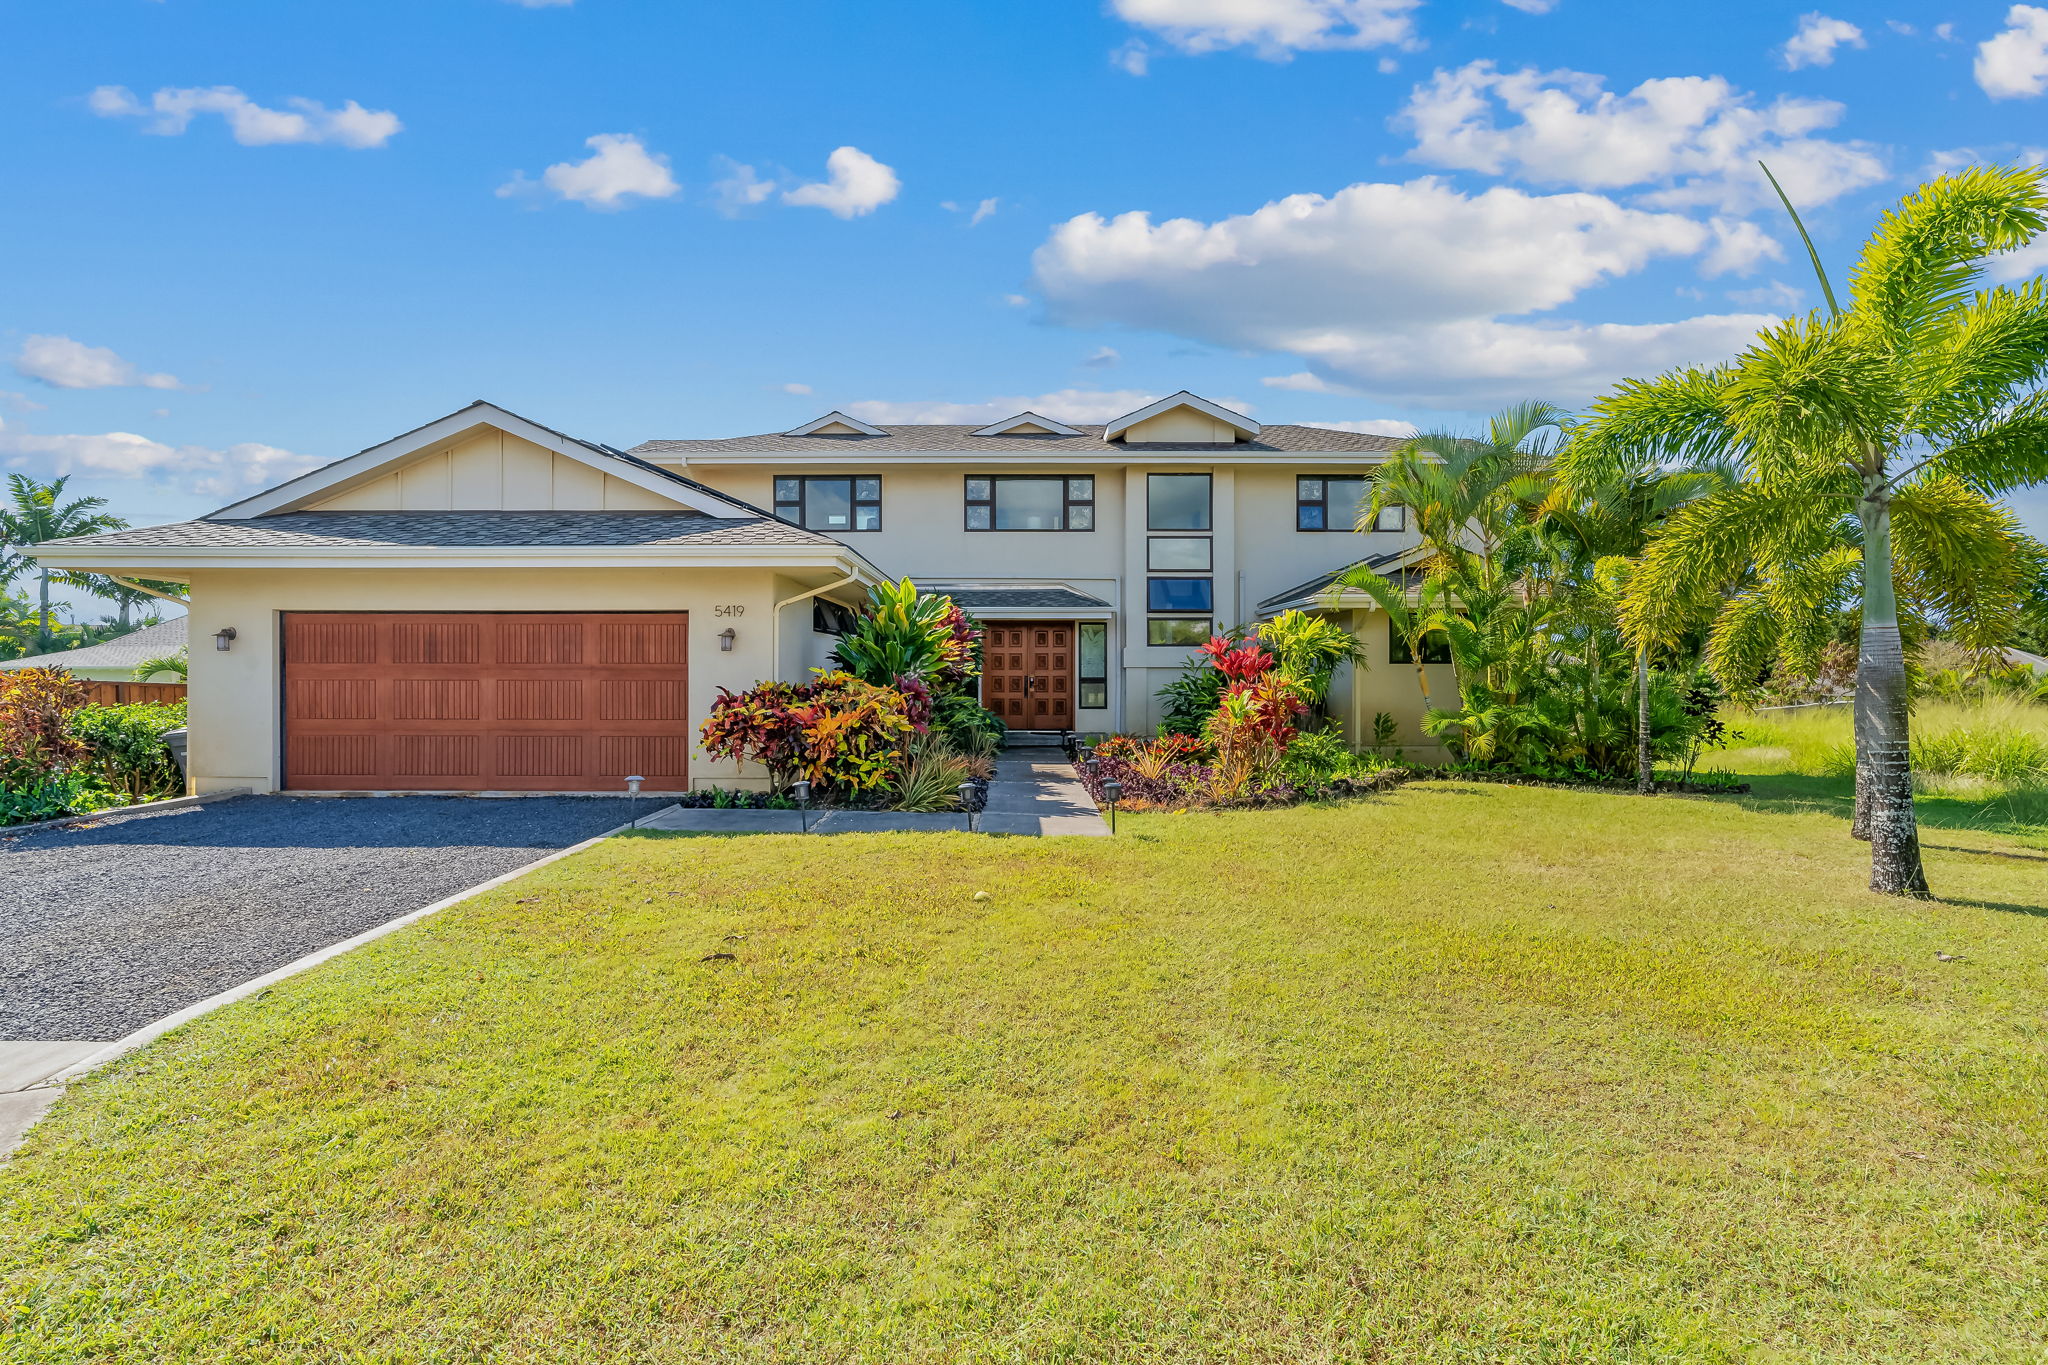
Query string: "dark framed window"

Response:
xmin=1148 ymin=536 xmax=1211 ymax=571
xmin=775 ymin=476 xmax=881 ymax=532
xmin=1147 ymin=473 xmax=1211 ymax=530
xmin=1147 ymin=577 xmax=1214 ymax=613
xmin=812 ymin=599 xmax=858 ymax=635
xmin=964 ymin=475 xmax=1095 ymax=531
xmin=1297 ymin=475 xmax=1404 ymax=532
xmin=1390 ymin=629 xmax=1452 ymax=664
xmin=1078 ymin=621 xmax=1109 ymax=710
xmin=1148 ymin=618 xmax=1212 ymax=647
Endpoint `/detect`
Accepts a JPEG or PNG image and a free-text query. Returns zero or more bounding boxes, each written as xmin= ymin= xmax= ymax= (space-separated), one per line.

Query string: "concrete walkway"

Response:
xmin=0 ymin=1041 xmax=98 ymax=1157
xmin=631 ymin=759 xmax=1109 ymax=837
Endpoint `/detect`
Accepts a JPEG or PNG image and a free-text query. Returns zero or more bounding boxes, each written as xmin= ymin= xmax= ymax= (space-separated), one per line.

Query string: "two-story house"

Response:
xmin=32 ymin=392 xmax=1454 ymax=795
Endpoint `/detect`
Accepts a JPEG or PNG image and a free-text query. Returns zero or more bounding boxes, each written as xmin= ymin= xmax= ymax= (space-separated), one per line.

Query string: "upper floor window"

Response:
xmin=1298 ymin=475 xmax=1403 ymax=532
xmin=775 ymin=476 xmax=881 ymax=532
xmin=964 ymin=475 xmax=1094 ymax=531
xmin=1147 ymin=473 xmax=1212 ymax=531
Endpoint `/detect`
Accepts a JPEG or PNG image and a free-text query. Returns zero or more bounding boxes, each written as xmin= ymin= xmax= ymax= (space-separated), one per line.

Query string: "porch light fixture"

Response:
xmin=791 ymin=779 xmax=812 ymax=832
xmin=212 ymin=627 xmax=237 ymax=652
xmin=958 ymin=781 xmax=977 ymax=833
xmin=1102 ymin=778 xmax=1123 ymax=835
xmin=717 ymin=628 xmax=737 ymax=652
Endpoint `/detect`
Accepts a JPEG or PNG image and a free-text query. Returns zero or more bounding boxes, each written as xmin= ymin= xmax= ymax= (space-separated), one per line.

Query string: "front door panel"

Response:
xmin=981 ymin=621 xmax=1074 ymax=730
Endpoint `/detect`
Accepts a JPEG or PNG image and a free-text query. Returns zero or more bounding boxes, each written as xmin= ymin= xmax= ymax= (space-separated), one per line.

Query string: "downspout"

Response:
xmin=769 ymin=573 xmax=858 ymax=682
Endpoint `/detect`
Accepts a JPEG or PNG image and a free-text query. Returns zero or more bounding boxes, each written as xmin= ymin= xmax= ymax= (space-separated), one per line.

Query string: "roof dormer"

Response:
xmin=784 ymin=411 xmax=887 ymax=437
xmin=970 ymin=411 xmax=1083 ymax=437
xmin=1103 ymin=391 xmax=1260 ymax=444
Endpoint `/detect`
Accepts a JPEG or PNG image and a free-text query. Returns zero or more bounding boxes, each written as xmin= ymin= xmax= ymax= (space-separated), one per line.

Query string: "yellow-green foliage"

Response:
xmin=3 ymin=787 xmax=2046 ymax=1361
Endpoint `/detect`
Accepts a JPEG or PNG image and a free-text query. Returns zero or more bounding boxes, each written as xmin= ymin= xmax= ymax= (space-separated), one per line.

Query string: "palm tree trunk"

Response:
xmin=1856 ymin=480 xmax=1930 ymax=898
xmin=1636 ymin=647 xmax=1653 ymax=794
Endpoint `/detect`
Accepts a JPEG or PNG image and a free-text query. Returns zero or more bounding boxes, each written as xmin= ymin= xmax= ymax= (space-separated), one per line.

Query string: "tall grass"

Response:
xmin=1713 ymin=696 xmax=2048 ymax=838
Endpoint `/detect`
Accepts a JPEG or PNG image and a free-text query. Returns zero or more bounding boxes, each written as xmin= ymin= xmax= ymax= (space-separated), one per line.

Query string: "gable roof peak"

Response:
xmin=784 ymin=410 xmax=887 ymax=438
xmin=1102 ymin=391 xmax=1260 ymax=442
xmin=969 ymin=411 xmax=1084 ymax=438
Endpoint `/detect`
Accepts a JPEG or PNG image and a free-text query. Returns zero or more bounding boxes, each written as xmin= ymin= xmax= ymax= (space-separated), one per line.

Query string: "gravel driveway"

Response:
xmin=2 ymin=796 xmax=653 ymax=1041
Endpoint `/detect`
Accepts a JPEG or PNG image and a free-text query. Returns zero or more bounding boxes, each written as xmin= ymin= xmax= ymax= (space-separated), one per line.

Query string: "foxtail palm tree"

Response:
xmin=1573 ymin=165 xmax=2048 ymax=897
xmin=0 ymin=474 xmax=127 ymax=653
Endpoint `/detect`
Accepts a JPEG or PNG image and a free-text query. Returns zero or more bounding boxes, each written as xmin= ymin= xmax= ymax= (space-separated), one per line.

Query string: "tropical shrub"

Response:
xmin=1255 ymin=610 xmax=1364 ymax=706
xmin=0 ymin=666 xmax=90 ymax=782
xmin=796 ymin=672 xmax=918 ymax=796
xmin=698 ymin=679 xmax=813 ymax=792
xmin=67 ymin=700 xmax=188 ymax=804
xmin=891 ymin=739 xmax=976 ymax=812
xmin=834 ymin=579 xmax=981 ymax=688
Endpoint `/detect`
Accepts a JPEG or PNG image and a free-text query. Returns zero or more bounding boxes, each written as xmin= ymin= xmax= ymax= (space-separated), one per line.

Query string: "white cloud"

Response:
xmin=1032 ymin=176 xmax=1779 ymax=405
xmin=970 ymin=197 xmax=999 ymax=226
xmin=783 ymin=146 xmax=900 ymax=218
xmin=1988 ymin=236 xmax=2048 ymax=282
xmin=780 ymin=382 xmax=813 ymax=395
xmin=710 ymin=156 xmax=776 ymax=216
xmin=88 ymin=85 xmax=400 ymax=148
xmin=1263 ymin=371 xmax=1351 ymax=392
xmin=1003 ymin=293 xmax=1032 ymax=307
xmin=1113 ymin=40 xmax=1152 ymax=75
xmin=1782 ymin=13 xmax=1865 ymax=69
xmin=1109 ymin=0 xmax=1421 ymax=59
xmin=15 ymin=335 xmax=180 ymax=391
xmin=1081 ymin=346 xmax=1121 ymax=368
xmin=499 ymin=133 xmax=679 ymax=210
xmin=1398 ymin=60 xmax=1888 ymax=214
xmin=844 ymin=388 xmax=1252 ymax=427
xmin=1935 ymin=22 xmax=1957 ymax=41
xmin=1501 ymin=0 xmax=1556 ymax=12
xmin=1886 ymin=20 xmax=1917 ymax=37
xmin=1727 ymin=278 xmax=1806 ymax=308
xmin=1977 ymin=5 xmax=2048 ymax=99
xmin=0 ymin=423 xmax=321 ymax=498
xmin=1303 ymin=417 xmax=1421 ymax=436
xmin=0 ymin=391 xmax=48 ymax=414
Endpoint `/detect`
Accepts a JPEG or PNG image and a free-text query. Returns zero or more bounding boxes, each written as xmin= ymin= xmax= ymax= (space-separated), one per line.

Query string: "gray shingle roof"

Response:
xmin=632 ymin=423 xmax=1407 ymax=456
xmin=0 ymin=616 xmax=188 ymax=672
xmin=1256 ymin=551 xmax=1420 ymax=614
xmin=939 ymin=587 xmax=1111 ymax=611
xmin=42 ymin=511 xmax=842 ymax=551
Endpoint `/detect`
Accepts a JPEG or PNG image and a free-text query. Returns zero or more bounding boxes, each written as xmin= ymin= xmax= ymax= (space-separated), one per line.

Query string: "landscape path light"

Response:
xmin=791 ymin=779 xmax=812 ymax=832
xmin=1101 ymin=778 xmax=1122 ymax=834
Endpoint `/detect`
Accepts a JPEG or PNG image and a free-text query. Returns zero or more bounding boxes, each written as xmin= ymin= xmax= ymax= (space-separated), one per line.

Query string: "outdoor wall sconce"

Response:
xmin=717 ymin=628 xmax=737 ymax=652
xmin=1102 ymin=779 xmax=1123 ymax=835
xmin=791 ymin=779 xmax=812 ymax=832
xmin=212 ymin=627 xmax=237 ymax=652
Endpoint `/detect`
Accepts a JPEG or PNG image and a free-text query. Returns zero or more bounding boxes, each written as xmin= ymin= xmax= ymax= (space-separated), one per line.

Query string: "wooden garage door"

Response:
xmin=283 ymin=612 xmax=689 ymax=792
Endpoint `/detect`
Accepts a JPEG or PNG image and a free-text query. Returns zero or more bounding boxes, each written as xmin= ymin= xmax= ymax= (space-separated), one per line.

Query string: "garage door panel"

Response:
xmin=283 ymin=612 xmax=688 ymax=791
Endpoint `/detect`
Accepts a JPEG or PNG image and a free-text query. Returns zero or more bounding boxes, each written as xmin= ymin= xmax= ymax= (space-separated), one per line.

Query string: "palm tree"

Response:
xmin=1542 ymin=459 xmax=1731 ymax=791
xmin=0 ymin=474 xmax=127 ymax=653
xmin=132 ymin=648 xmax=189 ymax=682
xmin=1572 ymin=165 xmax=2048 ymax=897
xmin=1322 ymin=568 xmax=1450 ymax=712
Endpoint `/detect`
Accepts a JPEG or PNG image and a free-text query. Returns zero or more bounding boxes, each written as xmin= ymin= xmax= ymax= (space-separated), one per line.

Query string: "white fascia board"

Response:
xmin=1101 ymin=391 xmax=1261 ymax=441
xmin=782 ymin=410 xmax=887 ymax=437
xmin=209 ymin=402 xmax=755 ymax=521
xmin=26 ymin=542 xmax=884 ymax=579
xmin=968 ymin=412 xmax=1084 ymax=437
xmin=661 ymin=450 xmax=1386 ymax=468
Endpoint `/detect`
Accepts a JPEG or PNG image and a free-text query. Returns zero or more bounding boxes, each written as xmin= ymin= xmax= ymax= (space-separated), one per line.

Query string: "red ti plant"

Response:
xmin=0 ymin=666 xmax=89 ymax=782
xmin=1200 ymin=637 xmax=1276 ymax=684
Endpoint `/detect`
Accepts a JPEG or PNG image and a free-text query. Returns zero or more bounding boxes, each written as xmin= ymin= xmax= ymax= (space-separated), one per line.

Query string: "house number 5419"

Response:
xmin=713 ymin=604 xmax=745 ymax=617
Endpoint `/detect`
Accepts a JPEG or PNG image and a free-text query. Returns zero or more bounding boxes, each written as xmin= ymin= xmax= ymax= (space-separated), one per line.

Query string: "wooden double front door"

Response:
xmin=282 ymin=611 xmax=690 ymax=791
xmin=981 ymin=620 xmax=1075 ymax=731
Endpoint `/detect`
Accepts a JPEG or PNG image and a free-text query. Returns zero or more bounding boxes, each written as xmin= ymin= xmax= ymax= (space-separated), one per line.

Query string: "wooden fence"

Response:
xmin=81 ymin=681 xmax=187 ymax=706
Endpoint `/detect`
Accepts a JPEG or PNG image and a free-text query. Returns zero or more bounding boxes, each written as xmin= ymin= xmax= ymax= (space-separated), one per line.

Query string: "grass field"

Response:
xmin=1711 ymin=697 xmax=2048 ymax=849
xmin=3 ymin=781 xmax=2047 ymax=1362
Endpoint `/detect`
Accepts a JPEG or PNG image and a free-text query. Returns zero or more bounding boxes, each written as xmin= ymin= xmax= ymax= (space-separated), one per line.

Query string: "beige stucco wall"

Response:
xmin=309 ymin=430 xmax=677 ymax=512
xmin=1121 ymin=410 xmax=1242 ymax=443
xmin=1338 ymin=608 xmax=1459 ymax=759
xmin=181 ymin=566 xmax=849 ymax=794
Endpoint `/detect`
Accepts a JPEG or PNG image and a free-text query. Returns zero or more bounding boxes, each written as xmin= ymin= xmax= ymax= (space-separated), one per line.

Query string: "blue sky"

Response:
xmin=6 ymin=0 xmax=2048 ymax=620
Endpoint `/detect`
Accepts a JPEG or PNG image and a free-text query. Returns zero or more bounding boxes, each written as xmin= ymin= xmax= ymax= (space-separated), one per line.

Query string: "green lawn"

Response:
xmin=4 ymin=783 xmax=2047 ymax=1361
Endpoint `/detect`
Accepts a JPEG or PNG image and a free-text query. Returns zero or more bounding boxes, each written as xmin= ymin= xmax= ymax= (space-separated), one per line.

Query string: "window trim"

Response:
xmin=1147 ymin=536 xmax=1212 ymax=571
xmin=1147 ymin=617 xmax=1214 ymax=648
xmin=1147 ymin=576 xmax=1215 ymax=613
xmin=1077 ymin=621 xmax=1109 ymax=710
xmin=1389 ymin=628 xmax=1453 ymax=665
xmin=774 ymin=475 xmax=883 ymax=533
xmin=1146 ymin=472 xmax=1213 ymax=532
xmin=1296 ymin=474 xmax=1405 ymax=533
xmin=963 ymin=474 xmax=1096 ymax=532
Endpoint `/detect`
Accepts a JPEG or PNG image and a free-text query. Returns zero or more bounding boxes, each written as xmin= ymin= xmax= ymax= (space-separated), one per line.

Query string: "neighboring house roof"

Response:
xmin=938 ymin=587 xmax=1112 ymax=611
xmin=1257 ymin=549 xmax=1427 ymax=615
xmin=40 ymin=510 xmax=842 ymax=551
xmin=632 ymin=423 xmax=1407 ymax=457
xmin=0 ymin=616 xmax=188 ymax=673
xmin=2004 ymin=646 xmax=2048 ymax=675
